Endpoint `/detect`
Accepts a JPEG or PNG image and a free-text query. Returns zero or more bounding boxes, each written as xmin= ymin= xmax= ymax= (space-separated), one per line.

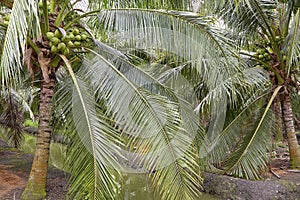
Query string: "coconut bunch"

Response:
xmin=255 ymin=47 xmax=272 ymax=62
xmin=254 ymin=36 xmax=285 ymax=63
xmin=46 ymin=28 xmax=89 ymax=56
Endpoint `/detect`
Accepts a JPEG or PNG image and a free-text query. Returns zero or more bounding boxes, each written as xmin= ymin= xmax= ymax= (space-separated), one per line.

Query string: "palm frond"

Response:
xmin=0 ymin=0 xmax=40 ymax=87
xmin=96 ymin=9 xmax=245 ymax=110
xmin=58 ymin=55 xmax=122 ymax=199
xmin=282 ymin=9 xmax=300 ymax=75
xmin=216 ymin=0 xmax=277 ymax=40
xmin=223 ymin=87 xmax=280 ymax=179
xmin=0 ymin=89 xmax=24 ymax=148
xmin=96 ymin=9 xmax=237 ymax=62
xmin=205 ymin=86 xmax=282 ymax=179
xmin=10 ymin=88 xmax=37 ymax=120
xmin=194 ymin=61 xmax=268 ymax=116
xmin=91 ymin=41 xmax=204 ymax=136
xmin=87 ymin=0 xmax=191 ymax=10
xmin=93 ymin=39 xmax=206 ymax=157
xmin=0 ymin=24 xmax=5 ymax=54
xmin=76 ymin=50 xmax=202 ymax=199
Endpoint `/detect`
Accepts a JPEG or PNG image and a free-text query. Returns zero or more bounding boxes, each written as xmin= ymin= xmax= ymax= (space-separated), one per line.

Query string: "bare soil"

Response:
xmin=0 ymin=140 xmax=67 ymax=200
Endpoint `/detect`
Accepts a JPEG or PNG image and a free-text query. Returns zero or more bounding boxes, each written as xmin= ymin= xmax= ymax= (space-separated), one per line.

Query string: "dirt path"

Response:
xmin=0 ymin=140 xmax=67 ymax=200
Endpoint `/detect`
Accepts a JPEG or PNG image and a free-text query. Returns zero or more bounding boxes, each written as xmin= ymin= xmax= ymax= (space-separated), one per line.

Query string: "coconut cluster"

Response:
xmin=46 ymin=28 xmax=88 ymax=55
xmin=254 ymin=36 xmax=283 ymax=63
xmin=255 ymin=47 xmax=272 ymax=62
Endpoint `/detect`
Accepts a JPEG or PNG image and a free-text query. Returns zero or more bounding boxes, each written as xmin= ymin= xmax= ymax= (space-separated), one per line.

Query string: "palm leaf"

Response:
xmin=283 ymin=9 xmax=300 ymax=76
xmin=95 ymin=9 xmax=246 ymax=113
xmin=58 ymin=55 xmax=123 ymax=199
xmin=216 ymin=0 xmax=277 ymax=39
xmin=96 ymin=9 xmax=237 ymax=62
xmin=76 ymin=49 xmax=202 ymax=199
xmin=89 ymin=43 xmax=204 ymax=142
xmin=205 ymin=86 xmax=281 ymax=179
xmin=0 ymin=0 xmax=40 ymax=87
xmin=0 ymin=89 xmax=24 ymax=147
xmin=87 ymin=0 xmax=191 ymax=10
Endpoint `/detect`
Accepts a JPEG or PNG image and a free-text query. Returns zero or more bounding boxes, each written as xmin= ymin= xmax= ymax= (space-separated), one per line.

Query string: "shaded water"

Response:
xmin=119 ymin=173 xmax=219 ymax=200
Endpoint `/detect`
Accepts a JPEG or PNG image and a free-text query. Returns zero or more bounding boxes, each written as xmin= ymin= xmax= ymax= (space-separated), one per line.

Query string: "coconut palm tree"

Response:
xmin=110 ymin=0 xmax=300 ymax=180
xmin=0 ymin=0 xmax=238 ymax=199
xmin=3 ymin=0 xmax=293 ymax=199
xmin=196 ymin=0 xmax=300 ymax=169
xmin=92 ymin=1 xmax=275 ymax=182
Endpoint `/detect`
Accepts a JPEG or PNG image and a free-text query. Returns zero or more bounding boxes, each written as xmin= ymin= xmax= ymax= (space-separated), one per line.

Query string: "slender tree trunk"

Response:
xmin=281 ymin=93 xmax=300 ymax=169
xmin=21 ymin=75 xmax=55 ymax=200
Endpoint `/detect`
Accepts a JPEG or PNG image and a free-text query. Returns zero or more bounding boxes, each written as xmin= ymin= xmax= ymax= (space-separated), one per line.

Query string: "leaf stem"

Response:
xmin=26 ymin=37 xmax=40 ymax=55
xmin=42 ymin=0 xmax=49 ymax=33
xmin=54 ymin=1 xmax=68 ymax=26
xmin=64 ymin=10 xmax=101 ymax=30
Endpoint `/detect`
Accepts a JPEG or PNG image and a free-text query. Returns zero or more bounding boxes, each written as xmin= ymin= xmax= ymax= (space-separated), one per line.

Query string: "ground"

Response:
xmin=0 ymin=140 xmax=67 ymax=200
xmin=203 ymin=141 xmax=300 ymax=200
xmin=0 ymin=139 xmax=300 ymax=200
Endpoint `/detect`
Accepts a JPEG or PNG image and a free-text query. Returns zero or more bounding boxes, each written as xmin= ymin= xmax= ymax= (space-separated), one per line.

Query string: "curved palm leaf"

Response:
xmin=95 ymin=9 xmax=244 ymax=111
xmin=87 ymin=0 xmax=191 ymax=10
xmin=0 ymin=0 xmax=40 ymax=87
xmin=204 ymin=86 xmax=282 ymax=179
xmin=0 ymin=89 xmax=24 ymax=147
xmin=90 ymin=42 xmax=204 ymax=141
xmin=199 ymin=0 xmax=279 ymax=50
xmin=57 ymin=55 xmax=123 ymax=199
xmin=71 ymin=49 xmax=202 ymax=199
xmin=97 ymin=9 xmax=235 ymax=58
xmin=282 ymin=9 xmax=300 ymax=76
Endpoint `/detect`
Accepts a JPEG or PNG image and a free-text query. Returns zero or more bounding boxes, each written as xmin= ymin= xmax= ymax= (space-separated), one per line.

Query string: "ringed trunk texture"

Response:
xmin=281 ymin=93 xmax=300 ymax=169
xmin=21 ymin=75 xmax=55 ymax=200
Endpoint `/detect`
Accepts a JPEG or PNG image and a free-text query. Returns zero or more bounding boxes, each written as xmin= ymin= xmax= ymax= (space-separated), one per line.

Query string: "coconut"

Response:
xmin=63 ymin=48 xmax=70 ymax=55
xmin=74 ymin=35 xmax=82 ymax=41
xmin=51 ymin=46 xmax=58 ymax=53
xmin=275 ymin=36 xmax=281 ymax=42
xmin=74 ymin=41 xmax=81 ymax=47
xmin=46 ymin=32 xmax=55 ymax=39
xmin=68 ymin=33 xmax=75 ymax=40
xmin=55 ymin=29 xmax=62 ymax=38
xmin=62 ymin=35 xmax=70 ymax=43
xmin=73 ymin=28 xmax=80 ymax=35
xmin=263 ymin=53 xmax=269 ymax=58
xmin=57 ymin=42 xmax=66 ymax=51
xmin=51 ymin=37 xmax=60 ymax=45
xmin=67 ymin=41 xmax=74 ymax=47
xmin=3 ymin=20 xmax=9 ymax=26
xmin=81 ymin=34 xmax=87 ymax=41
xmin=4 ymin=14 xmax=10 ymax=21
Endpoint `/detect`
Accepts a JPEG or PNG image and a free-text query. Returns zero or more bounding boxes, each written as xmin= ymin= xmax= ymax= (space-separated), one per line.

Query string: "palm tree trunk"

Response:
xmin=281 ymin=93 xmax=300 ymax=169
xmin=21 ymin=75 xmax=55 ymax=200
